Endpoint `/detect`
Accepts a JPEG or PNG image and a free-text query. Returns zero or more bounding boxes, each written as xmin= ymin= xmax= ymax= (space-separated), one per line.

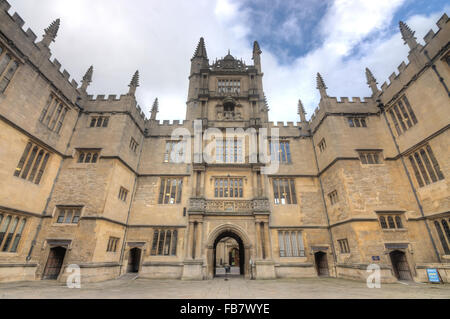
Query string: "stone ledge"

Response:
xmin=77 ymin=262 xmax=120 ymax=268
xmin=275 ymin=263 xmax=314 ymax=268
xmin=0 ymin=263 xmax=38 ymax=268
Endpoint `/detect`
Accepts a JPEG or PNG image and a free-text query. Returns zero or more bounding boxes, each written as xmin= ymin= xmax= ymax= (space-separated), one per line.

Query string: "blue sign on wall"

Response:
xmin=426 ymin=268 xmax=440 ymax=283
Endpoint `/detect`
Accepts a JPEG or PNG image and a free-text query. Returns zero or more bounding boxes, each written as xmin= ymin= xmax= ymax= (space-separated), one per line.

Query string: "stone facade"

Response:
xmin=0 ymin=0 xmax=449 ymax=283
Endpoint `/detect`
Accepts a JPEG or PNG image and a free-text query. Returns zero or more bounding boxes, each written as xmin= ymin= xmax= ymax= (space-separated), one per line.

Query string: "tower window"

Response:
xmin=272 ymin=178 xmax=297 ymax=205
xmin=215 ymin=138 xmax=243 ymax=163
xmin=378 ymin=213 xmax=404 ymax=229
xmin=89 ymin=116 xmax=109 ymax=128
xmin=106 ymin=237 xmax=120 ymax=252
xmin=338 ymin=239 xmax=350 ymax=253
xmin=164 ymin=141 xmax=185 ymax=163
xmin=77 ymin=150 xmax=100 ymax=163
xmin=359 ymin=151 xmax=382 ymax=164
xmin=158 ymin=178 xmax=183 ymax=204
xmin=214 ymin=177 xmax=243 ymax=198
xmin=328 ymin=190 xmax=338 ymax=205
xmin=318 ymin=139 xmax=327 ymax=153
xmin=348 ymin=117 xmax=367 ymax=127
xmin=118 ymin=187 xmax=128 ymax=202
xmin=55 ymin=207 xmax=81 ymax=224
xmin=129 ymin=138 xmax=138 ymax=153
xmin=218 ymin=79 xmax=240 ymax=94
xmin=270 ymin=141 xmax=292 ymax=163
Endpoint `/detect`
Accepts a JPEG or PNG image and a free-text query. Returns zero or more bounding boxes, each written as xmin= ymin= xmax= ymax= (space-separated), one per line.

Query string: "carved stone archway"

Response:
xmin=205 ymin=223 xmax=253 ymax=279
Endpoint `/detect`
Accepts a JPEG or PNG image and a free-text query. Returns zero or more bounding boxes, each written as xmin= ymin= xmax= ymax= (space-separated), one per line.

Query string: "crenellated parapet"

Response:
xmin=0 ymin=0 xmax=81 ymax=105
xmin=83 ymin=93 xmax=148 ymax=130
xmin=308 ymin=95 xmax=379 ymax=133
xmin=378 ymin=13 xmax=449 ymax=106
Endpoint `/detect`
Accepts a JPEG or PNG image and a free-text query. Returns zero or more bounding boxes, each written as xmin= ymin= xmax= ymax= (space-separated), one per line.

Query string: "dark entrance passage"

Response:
xmin=214 ymin=231 xmax=244 ymax=277
xmin=314 ymin=251 xmax=329 ymax=277
xmin=127 ymin=248 xmax=141 ymax=273
xmin=43 ymin=246 xmax=66 ymax=280
xmin=390 ymin=250 xmax=412 ymax=281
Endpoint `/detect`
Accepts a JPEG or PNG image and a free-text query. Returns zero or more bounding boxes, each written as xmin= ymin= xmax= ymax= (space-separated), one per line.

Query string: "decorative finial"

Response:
xmin=253 ymin=41 xmax=262 ymax=55
xmin=193 ymin=37 xmax=208 ymax=59
xmin=262 ymin=94 xmax=270 ymax=111
xmin=316 ymin=73 xmax=328 ymax=99
xmin=128 ymin=70 xmax=140 ymax=95
xmin=365 ymin=67 xmax=379 ymax=96
xmin=80 ymin=65 xmax=93 ymax=92
xmin=298 ymin=99 xmax=307 ymax=122
xmin=40 ymin=18 xmax=60 ymax=47
xmin=150 ymin=98 xmax=159 ymax=120
xmin=399 ymin=21 xmax=418 ymax=50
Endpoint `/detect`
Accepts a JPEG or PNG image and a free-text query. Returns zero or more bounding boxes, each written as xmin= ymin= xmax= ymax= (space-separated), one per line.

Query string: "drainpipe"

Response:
xmin=423 ymin=50 xmax=450 ymax=97
xmin=26 ymin=98 xmax=83 ymax=262
xmin=118 ymin=125 xmax=146 ymax=276
xmin=310 ymin=133 xmax=338 ymax=275
xmin=378 ymin=100 xmax=441 ymax=262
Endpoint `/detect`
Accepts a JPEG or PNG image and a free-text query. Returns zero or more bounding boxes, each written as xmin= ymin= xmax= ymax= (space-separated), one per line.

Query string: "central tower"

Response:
xmin=186 ymin=38 xmax=268 ymax=127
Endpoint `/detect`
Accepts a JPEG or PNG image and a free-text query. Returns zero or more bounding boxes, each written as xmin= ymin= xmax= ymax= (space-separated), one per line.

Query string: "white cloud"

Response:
xmin=6 ymin=0 xmax=449 ymax=123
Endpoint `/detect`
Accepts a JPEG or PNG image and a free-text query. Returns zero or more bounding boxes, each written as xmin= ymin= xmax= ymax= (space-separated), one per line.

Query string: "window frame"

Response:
xmin=158 ymin=177 xmax=183 ymax=205
xmin=14 ymin=141 xmax=51 ymax=185
xmin=0 ymin=45 xmax=20 ymax=94
xmin=0 ymin=212 xmax=27 ymax=253
xmin=272 ymin=178 xmax=297 ymax=205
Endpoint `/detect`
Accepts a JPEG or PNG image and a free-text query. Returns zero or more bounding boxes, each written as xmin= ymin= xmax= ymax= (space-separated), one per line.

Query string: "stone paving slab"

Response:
xmin=0 ymin=277 xmax=449 ymax=299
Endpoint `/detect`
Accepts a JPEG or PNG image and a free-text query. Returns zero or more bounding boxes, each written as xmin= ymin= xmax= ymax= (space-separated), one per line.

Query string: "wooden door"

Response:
xmin=390 ymin=251 xmax=412 ymax=280
xmin=128 ymin=248 xmax=141 ymax=273
xmin=315 ymin=252 xmax=329 ymax=276
xmin=43 ymin=247 xmax=66 ymax=280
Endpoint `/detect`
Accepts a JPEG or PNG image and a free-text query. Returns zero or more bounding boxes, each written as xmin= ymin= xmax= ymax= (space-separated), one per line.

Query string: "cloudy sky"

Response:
xmin=8 ymin=0 xmax=449 ymax=122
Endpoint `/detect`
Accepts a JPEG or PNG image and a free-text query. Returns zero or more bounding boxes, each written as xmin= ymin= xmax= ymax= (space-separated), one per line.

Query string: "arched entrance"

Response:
xmin=43 ymin=246 xmax=67 ymax=280
xmin=127 ymin=247 xmax=141 ymax=273
xmin=213 ymin=232 xmax=244 ymax=276
xmin=206 ymin=224 xmax=252 ymax=279
xmin=389 ymin=250 xmax=412 ymax=281
xmin=314 ymin=251 xmax=329 ymax=277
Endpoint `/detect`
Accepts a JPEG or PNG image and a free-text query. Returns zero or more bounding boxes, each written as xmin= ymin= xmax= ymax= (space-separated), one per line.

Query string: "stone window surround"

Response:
xmin=51 ymin=205 xmax=84 ymax=227
xmin=375 ymin=211 xmax=406 ymax=231
xmin=0 ymin=42 xmax=20 ymax=95
xmin=0 ymin=212 xmax=28 ymax=254
xmin=75 ymin=148 xmax=101 ymax=164
xmin=357 ymin=149 xmax=383 ymax=165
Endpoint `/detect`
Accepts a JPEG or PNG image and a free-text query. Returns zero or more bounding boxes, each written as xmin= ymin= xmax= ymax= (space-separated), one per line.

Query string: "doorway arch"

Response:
xmin=389 ymin=250 xmax=412 ymax=281
xmin=127 ymin=247 xmax=142 ymax=273
xmin=43 ymin=246 xmax=67 ymax=280
xmin=206 ymin=224 xmax=252 ymax=279
xmin=314 ymin=251 xmax=329 ymax=277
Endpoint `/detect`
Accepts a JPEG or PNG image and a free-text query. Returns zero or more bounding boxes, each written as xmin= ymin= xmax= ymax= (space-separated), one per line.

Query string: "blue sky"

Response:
xmin=7 ymin=0 xmax=450 ymax=122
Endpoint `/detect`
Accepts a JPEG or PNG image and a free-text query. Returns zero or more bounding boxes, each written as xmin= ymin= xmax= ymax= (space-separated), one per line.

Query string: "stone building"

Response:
xmin=0 ymin=0 xmax=449 ymax=283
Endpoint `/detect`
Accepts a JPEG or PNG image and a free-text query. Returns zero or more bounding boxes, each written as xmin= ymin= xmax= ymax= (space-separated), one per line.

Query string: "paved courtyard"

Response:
xmin=0 ymin=276 xmax=449 ymax=299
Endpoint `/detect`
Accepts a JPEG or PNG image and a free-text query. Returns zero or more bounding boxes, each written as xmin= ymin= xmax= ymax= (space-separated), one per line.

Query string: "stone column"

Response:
xmin=192 ymin=222 xmax=197 ymax=259
xmin=260 ymin=222 xmax=266 ymax=259
xmin=264 ymin=222 xmax=272 ymax=259
xmin=255 ymin=221 xmax=261 ymax=259
xmin=200 ymin=171 xmax=205 ymax=197
xmin=186 ymin=221 xmax=194 ymax=258
xmin=252 ymin=171 xmax=258 ymax=197
xmin=195 ymin=221 xmax=203 ymax=259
